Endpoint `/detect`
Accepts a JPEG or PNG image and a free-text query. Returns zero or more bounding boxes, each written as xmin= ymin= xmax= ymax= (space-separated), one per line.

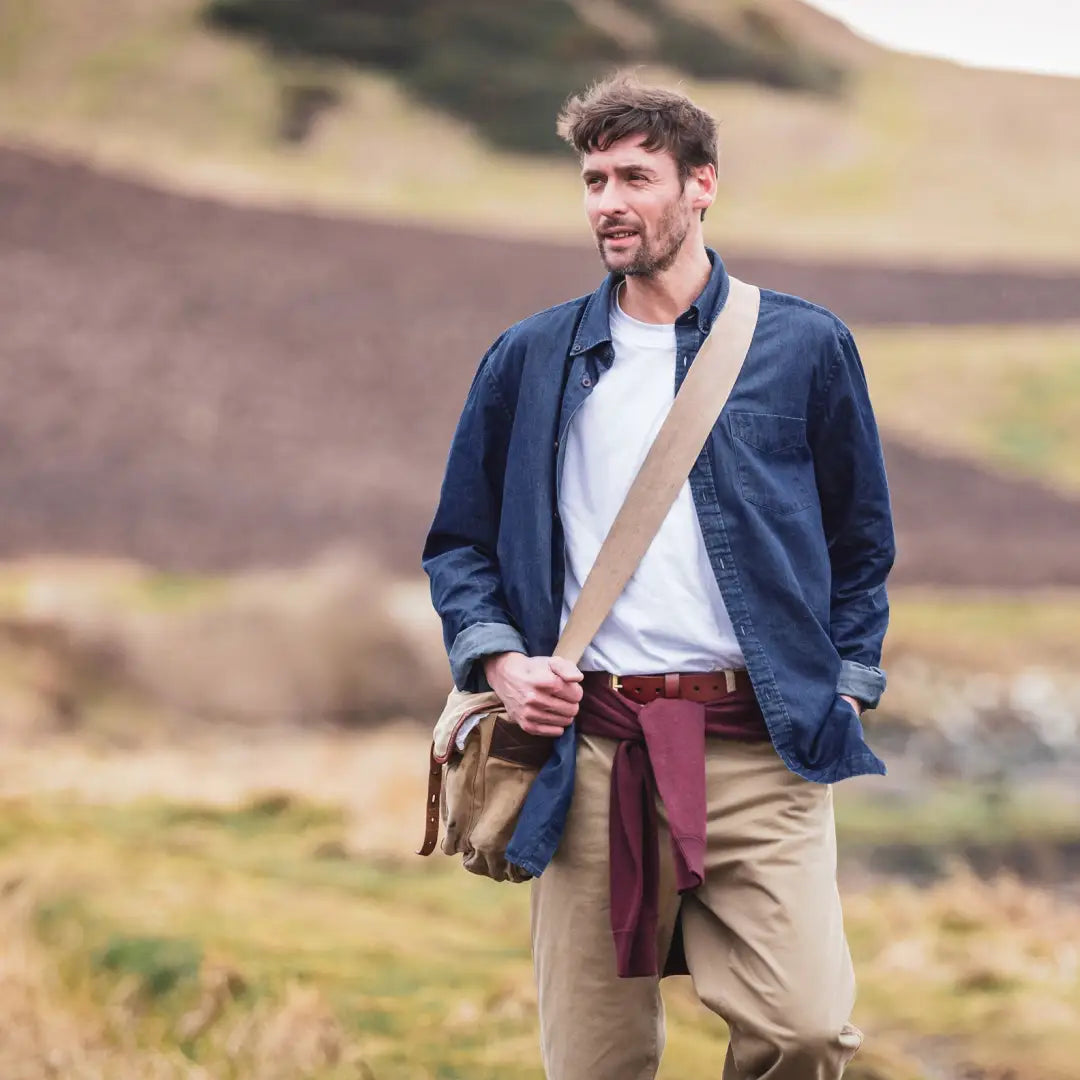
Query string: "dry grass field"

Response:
xmin=0 ymin=773 xmax=1078 ymax=1079
xmin=0 ymin=556 xmax=1074 ymax=1078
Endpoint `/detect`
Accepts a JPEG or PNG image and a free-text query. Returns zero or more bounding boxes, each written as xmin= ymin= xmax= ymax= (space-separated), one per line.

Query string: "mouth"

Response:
xmin=600 ymin=229 xmax=639 ymax=245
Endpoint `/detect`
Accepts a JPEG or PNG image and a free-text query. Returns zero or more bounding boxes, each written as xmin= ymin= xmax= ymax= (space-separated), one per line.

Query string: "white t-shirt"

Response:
xmin=557 ymin=286 xmax=746 ymax=674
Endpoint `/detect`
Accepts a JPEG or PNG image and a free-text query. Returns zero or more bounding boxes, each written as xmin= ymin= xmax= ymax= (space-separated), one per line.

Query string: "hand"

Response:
xmin=840 ymin=694 xmax=863 ymax=717
xmin=483 ymin=652 xmax=584 ymax=737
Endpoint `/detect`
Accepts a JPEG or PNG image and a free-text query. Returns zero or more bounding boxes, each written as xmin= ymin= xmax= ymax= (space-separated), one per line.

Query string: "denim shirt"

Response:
xmin=422 ymin=250 xmax=894 ymax=877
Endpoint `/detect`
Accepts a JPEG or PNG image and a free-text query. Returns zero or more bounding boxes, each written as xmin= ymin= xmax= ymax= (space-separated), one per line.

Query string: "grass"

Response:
xmin=884 ymin=587 xmax=1080 ymax=673
xmin=2 ymin=0 xmax=1080 ymax=263
xmin=0 ymin=795 xmax=541 ymax=1078
xmin=0 ymin=556 xmax=229 ymax=615
xmin=0 ymin=556 xmax=1074 ymax=1073
xmin=843 ymin=873 xmax=1080 ymax=1079
xmin=0 ymin=792 xmax=1077 ymax=1079
xmin=860 ymin=323 xmax=1080 ymax=495
xmin=0 ymin=553 xmax=446 ymax=741
xmin=835 ymin=781 xmax=1080 ymax=849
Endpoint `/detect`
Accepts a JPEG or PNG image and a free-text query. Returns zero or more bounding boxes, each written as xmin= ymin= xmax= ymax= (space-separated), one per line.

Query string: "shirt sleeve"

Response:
xmin=809 ymin=323 xmax=896 ymax=709
xmin=422 ymin=334 xmax=527 ymax=692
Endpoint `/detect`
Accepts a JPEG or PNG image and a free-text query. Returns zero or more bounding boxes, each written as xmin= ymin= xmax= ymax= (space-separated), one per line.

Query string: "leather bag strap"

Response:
xmin=554 ymin=275 xmax=760 ymax=663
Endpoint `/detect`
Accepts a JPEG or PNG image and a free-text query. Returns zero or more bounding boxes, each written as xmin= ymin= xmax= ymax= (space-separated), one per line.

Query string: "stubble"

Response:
xmin=597 ymin=197 xmax=690 ymax=277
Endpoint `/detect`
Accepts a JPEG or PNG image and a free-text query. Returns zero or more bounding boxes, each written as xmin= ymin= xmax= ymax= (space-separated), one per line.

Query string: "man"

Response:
xmin=422 ymin=75 xmax=894 ymax=1080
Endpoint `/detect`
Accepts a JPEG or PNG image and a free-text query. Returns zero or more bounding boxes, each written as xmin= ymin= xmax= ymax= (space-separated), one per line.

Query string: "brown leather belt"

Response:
xmin=582 ymin=668 xmax=753 ymax=703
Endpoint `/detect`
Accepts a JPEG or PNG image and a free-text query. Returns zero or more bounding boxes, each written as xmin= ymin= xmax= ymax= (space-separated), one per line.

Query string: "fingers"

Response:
xmin=522 ymin=673 xmax=582 ymax=706
xmin=503 ymin=655 xmax=585 ymax=735
xmin=546 ymin=683 xmax=583 ymax=706
xmin=517 ymin=718 xmax=570 ymax=738
xmin=513 ymin=689 xmax=578 ymax=737
xmin=521 ymin=688 xmax=579 ymax=718
xmin=534 ymin=700 xmax=578 ymax=722
xmin=547 ymin=656 xmax=583 ymax=683
xmin=539 ymin=663 xmax=584 ymax=705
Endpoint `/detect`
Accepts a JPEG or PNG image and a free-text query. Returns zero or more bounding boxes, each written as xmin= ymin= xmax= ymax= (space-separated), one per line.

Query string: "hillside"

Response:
xmin=1 ymin=0 xmax=1079 ymax=263
xmin=1 ymin=146 xmax=1079 ymax=586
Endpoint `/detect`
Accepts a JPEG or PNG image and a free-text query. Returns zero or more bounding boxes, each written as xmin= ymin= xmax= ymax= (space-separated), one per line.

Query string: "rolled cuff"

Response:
xmin=836 ymin=659 xmax=887 ymax=710
xmin=449 ymin=621 xmax=528 ymax=692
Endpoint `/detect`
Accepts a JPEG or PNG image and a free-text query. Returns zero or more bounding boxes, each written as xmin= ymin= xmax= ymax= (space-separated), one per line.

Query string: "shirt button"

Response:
xmin=581 ymin=376 xmax=592 ymax=388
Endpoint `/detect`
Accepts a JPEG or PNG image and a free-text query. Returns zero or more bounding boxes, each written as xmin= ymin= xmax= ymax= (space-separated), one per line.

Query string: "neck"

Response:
xmin=618 ymin=241 xmax=712 ymax=325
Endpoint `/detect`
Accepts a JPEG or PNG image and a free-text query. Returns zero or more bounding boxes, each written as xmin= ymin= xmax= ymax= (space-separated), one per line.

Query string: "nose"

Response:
xmin=597 ymin=179 xmax=628 ymax=218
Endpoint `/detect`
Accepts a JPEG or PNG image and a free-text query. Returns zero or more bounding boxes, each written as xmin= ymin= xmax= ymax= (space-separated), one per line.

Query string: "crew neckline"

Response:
xmin=610 ymin=281 xmax=676 ymax=336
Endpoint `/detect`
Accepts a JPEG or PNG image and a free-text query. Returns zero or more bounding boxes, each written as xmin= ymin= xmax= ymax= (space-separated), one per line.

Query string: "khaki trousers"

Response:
xmin=530 ymin=734 xmax=862 ymax=1080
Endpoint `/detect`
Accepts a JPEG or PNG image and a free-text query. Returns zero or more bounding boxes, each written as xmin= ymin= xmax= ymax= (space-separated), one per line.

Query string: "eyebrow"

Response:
xmin=581 ymin=163 xmax=659 ymax=181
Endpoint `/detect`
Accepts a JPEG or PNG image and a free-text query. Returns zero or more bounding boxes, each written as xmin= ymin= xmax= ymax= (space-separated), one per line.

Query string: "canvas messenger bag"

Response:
xmin=418 ymin=277 xmax=761 ymax=882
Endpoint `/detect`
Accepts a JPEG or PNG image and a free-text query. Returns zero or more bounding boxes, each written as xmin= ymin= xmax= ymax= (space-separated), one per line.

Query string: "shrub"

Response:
xmin=203 ymin=0 xmax=845 ymax=153
xmin=94 ymin=935 xmax=203 ymax=999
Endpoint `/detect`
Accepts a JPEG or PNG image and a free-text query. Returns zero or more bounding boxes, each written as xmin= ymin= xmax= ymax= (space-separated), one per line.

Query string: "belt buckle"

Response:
xmin=609 ymin=673 xmax=622 ymax=692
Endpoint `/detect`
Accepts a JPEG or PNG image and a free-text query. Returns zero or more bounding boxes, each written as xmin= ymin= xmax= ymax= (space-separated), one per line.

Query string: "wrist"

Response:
xmin=483 ymin=650 xmax=523 ymax=686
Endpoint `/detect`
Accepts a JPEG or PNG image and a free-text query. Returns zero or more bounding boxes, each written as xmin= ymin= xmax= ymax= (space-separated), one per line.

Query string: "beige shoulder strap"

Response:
xmin=418 ymin=276 xmax=760 ymax=859
xmin=554 ymin=275 xmax=760 ymax=663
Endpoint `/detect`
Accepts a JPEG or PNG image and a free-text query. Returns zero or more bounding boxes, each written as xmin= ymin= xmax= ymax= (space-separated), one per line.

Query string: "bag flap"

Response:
xmin=432 ymin=687 xmax=502 ymax=762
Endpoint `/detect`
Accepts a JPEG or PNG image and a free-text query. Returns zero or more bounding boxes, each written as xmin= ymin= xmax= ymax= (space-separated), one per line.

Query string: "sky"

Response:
xmin=805 ymin=0 xmax=1080 ymax=77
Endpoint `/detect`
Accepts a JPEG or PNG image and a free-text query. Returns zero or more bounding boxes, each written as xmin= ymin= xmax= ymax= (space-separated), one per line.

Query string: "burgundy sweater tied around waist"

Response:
xmin=574 ymin=682 xmax=769 ymax=979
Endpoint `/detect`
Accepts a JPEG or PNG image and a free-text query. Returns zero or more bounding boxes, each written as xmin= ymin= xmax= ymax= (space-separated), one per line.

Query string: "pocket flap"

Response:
xmin=728 ymin=411 xmax=806 ymax=453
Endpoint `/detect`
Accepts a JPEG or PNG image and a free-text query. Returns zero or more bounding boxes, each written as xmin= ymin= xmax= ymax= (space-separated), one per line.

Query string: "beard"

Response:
xmin=596 ymin=198 xmax=691 ymax=277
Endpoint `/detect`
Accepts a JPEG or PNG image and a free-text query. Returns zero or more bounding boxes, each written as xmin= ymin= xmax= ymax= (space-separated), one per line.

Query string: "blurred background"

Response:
xmin=1 ymin=1 xmax=1079 ymax=1077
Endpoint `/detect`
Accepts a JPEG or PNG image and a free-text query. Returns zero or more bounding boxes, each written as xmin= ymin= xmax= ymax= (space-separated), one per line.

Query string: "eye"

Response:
xmin=584 ymin=176 xmax=603 ymax=188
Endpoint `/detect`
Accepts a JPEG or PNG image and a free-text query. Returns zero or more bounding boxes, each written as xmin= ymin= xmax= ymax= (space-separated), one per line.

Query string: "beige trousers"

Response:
xmin=530 ymin=734 xmax=862 ymax=1080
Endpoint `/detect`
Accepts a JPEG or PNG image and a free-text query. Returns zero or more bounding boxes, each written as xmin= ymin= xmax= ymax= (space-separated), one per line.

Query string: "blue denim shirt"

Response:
xmin=422 ymin=250 xmax=894 ymax=877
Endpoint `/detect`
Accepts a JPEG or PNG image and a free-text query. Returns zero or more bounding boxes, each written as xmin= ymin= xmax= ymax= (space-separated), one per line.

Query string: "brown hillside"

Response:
xmin=2 ymin=146 xmax=1079 ymax=587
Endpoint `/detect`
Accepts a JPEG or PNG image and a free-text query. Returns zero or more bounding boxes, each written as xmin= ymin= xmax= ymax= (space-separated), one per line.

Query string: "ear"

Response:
xmin=686 ymin=163 xmax=717 ymax=215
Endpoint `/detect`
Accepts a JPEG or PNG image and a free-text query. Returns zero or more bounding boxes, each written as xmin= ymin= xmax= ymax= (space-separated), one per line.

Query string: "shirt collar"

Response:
xmin=569 ymin=247 xmax=731 ymax=357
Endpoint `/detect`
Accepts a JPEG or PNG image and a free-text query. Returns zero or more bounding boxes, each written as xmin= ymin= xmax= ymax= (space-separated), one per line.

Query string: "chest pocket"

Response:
xmin=727 ymin=411 xmax=815 ymax=516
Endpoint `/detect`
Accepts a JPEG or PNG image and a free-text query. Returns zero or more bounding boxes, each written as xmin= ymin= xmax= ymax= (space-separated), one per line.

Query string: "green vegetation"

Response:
xmin=202 ymin=0 xmax=842 ymax=153
xmin=0 ymin=793 xmax=1077 ymax=1078
xmin=93 ymin=935 xmax=204 ymax=999
xmin=885 ymin=587 xmax=1080 ymax=672
xmin=2 ymin=0 xmax=1079 ymax=261
xmin=836 ymin=783 xmax=1080 ymax=849
xmin=860 ymin=323 xmax=1080 ymax=495
xmin=0 ymin=561 xmax=228 ymax=615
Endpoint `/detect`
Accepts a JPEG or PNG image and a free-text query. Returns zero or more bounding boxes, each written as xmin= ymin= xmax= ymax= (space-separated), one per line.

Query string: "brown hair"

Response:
xmin=556 ymin=74 xmax=718 ymax=184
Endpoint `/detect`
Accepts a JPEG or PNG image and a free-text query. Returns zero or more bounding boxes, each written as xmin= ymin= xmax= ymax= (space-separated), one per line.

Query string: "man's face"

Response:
xmin=581 ymin=135 xmax=698 ymax=277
